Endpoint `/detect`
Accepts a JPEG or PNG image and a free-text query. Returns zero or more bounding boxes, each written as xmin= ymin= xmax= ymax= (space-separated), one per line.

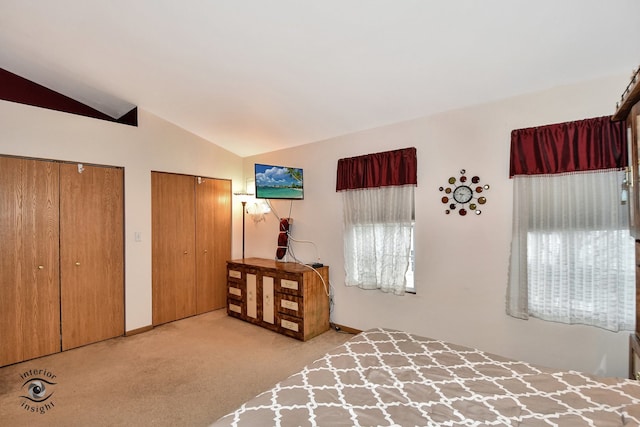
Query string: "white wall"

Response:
xmin=242 ymin=73 xmax=633 ymax=378
xmin=0 ymin=100 xmax=244 ymax=332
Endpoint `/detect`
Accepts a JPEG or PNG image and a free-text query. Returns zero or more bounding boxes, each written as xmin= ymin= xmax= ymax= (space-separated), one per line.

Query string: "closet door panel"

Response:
xmin=212 ymin=179 xmax=231 ymax=310
xmin=59 ymin=164 xmax=124 ymax=350
xmin=195 ymin=178 xmax=216 ymax=313
xmin=0 ymin=157 xmax=60 ymax=366
xmin=195 ymin=178 xmax=231 ymax=313
xmin=152 ymin=172 xmax=196 ymax=325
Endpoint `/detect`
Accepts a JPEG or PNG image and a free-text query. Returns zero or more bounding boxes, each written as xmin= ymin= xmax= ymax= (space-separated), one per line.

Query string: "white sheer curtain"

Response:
xmin=507 ymin=169 xmax=635 ymax=332
xmin=342 ymin=185 xmax=414 ymax=295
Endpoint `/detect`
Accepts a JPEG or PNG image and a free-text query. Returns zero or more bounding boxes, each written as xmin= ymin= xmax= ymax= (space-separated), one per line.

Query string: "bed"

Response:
xmin=211 ymin=328 xmax=640 ymax=426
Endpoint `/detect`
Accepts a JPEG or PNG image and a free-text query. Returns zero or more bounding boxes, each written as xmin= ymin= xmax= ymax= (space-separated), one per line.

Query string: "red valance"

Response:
xmin=336 ymin=147 xmax=417 ymax=191
xmin=509 ymin=116 xmax=627 ymax=177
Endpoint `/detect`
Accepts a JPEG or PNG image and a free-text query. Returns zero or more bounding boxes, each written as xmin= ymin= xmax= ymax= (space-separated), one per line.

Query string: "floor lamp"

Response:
xmin=234 ymin=192 xmax=252 ymax=259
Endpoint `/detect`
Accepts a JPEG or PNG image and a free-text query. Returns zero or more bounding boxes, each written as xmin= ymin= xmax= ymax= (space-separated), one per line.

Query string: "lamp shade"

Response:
xmin=233 ymin=192 xmax=253 ymax=204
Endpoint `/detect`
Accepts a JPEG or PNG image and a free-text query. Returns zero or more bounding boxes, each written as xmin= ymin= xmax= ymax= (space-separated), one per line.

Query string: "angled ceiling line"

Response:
xmin=0 ymin=68 xmax=137 ymax=127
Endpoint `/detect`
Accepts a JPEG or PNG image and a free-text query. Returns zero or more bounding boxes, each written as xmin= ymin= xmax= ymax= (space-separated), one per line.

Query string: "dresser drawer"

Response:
xmin=227 ymin=283 xmax=243 ymax=300
xmin=228 ymin=268 xmax=243 ymax=282
xmin=227 ymin=298 xmax=244 ymax=318
xmin=276 ymin=293 xmax=303 ymax=318
xmin=278 ymin=313 xmax=303 ymax=340
xmin=275 ymin=274 xmax=302 ymax=296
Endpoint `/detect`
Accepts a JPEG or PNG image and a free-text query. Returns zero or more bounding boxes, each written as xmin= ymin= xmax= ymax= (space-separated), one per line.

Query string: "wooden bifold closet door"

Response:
xmin=0 ymin=157 xmax=61 ymax=366
xmin=0 ymin=157 xmax=124 ymax=366
xmin=152 ymin=172 xmax=231 ymax=326
xmin=196 ymin=177 xmax=232 ymax=313
xmin=152 ymin=172 xmax=197 ymax=325
xmin=59 ymin=163 xmax=124 ymax=351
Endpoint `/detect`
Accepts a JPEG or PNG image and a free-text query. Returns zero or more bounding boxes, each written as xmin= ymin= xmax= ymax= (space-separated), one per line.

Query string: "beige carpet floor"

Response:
xmin=0 ymin=309 xmax=354 ymax=426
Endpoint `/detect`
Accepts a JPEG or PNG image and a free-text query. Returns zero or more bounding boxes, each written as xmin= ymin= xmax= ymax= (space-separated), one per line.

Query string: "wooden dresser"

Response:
xmin=612 ymin=66 xmax=640 ymax=379
xmin=226 ymin=257 xmax=330 ymax=341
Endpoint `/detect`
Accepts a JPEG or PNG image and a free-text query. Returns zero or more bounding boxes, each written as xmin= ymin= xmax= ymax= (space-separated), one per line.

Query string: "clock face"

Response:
xmin=439 ymin=169 xmax=490 ymax=216
xmin=453 ymin=185 xmax=473 ymax=203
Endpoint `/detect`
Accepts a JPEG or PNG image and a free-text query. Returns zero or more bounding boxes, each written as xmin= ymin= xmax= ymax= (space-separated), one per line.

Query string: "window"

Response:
xmin=342 ymin=186 xmax=415 ymax=295
xmin=336 ymin=147 xmax=417 ymax=295
xmin=507 ymin=116 xmax=631 ymax=331
xmin=406 ymin=223 xmax=415 ymax=293
xmin=507 ymin=170 xmax=634 ymax=331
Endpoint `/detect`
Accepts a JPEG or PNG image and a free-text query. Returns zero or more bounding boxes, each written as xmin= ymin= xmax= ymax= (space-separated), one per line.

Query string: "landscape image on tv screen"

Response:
xmin=254 ymin=163 xmax=304 ymax=200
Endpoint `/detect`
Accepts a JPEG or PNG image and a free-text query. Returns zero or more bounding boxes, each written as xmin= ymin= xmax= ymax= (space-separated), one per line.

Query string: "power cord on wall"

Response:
xmin=266 ymin=198 xmax=338 ymax=324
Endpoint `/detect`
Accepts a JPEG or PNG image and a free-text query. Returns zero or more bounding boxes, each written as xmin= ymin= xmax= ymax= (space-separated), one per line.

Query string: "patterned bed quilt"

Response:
xmin=211 ymin=328 xmax=640 ymax=426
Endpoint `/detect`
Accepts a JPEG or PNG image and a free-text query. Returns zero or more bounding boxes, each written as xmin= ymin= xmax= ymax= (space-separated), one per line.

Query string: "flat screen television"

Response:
xmin=254 ymin=163 xmax=304 ymax=200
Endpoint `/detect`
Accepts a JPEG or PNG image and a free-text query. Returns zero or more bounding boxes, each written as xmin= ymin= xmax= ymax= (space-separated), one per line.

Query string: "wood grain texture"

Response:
xmin=636 ymin=241 xmax=640 ymax=342
xmin=300 ymin=266 xmax=331 ymax=340
xmin=226 ymin=258 xmax=330 ymax=341
xmin=0 ymin=157 xmax=61 ymax=366
xmin=211 ymin=179 xmax=231 ymax=310
xmin=620 ymin=95 xmax=640 ymax=351
xmin=627 ymin=104 xmax=640 ymax=240
xmin=59 ymin=163 xmax=124 ymax=350
xmin=195 ymin=177 xmax=231 ymax=313
xmin=152 ymin=172 xmax=197 ymax=325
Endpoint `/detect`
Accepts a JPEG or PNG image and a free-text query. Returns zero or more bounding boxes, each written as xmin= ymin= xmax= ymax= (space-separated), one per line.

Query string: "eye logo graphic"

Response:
xmin=18 ymin=369 xmax=57 ymax=414
xmin=21 ymin=378 xmax=55 ymax=402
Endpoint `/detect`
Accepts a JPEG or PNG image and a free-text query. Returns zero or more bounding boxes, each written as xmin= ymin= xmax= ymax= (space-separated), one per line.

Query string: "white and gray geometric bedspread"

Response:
xmin=211 ymin=328 xmax=640 ymax=426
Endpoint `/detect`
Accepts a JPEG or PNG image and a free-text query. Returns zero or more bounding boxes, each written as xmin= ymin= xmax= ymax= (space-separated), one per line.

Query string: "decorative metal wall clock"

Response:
xmin=439 ymin=169 xmax=490 ymax=216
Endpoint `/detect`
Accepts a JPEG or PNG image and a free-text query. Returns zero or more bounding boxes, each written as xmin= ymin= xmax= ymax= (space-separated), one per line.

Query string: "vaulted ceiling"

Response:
xmin=1 ymin=1 xmax=639 ymax=157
